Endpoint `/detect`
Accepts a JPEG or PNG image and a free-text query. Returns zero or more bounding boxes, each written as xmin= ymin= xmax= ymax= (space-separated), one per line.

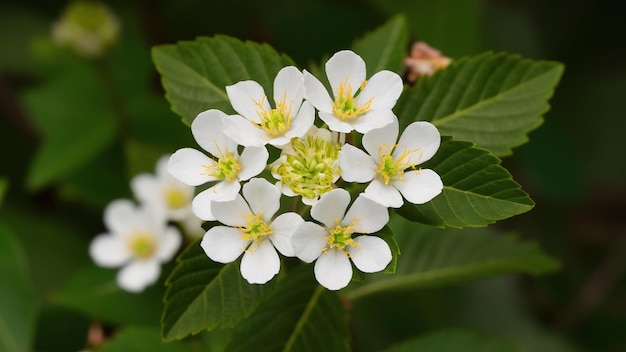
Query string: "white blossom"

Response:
xmin=167 ymin=109 xmax=268 ymax=221
xmin=303 ymin=50 xmax=403 ymax=134
xmin=339 ymin=117 xmax=443 ymax=208
xmin=201 ymin=178 xmax=304 ymax=284
xmin=292 ymin=189 xmax=391 ymax=290
xmin=224 ymin=66 xmax=315 ymax=148
xmin=89 ymin=200 xmax=181 ymax=292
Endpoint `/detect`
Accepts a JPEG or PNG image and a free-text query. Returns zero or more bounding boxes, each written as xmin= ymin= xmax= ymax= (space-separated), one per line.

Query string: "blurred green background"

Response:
xmin=1 ymin=0 xmax=625 ymax=351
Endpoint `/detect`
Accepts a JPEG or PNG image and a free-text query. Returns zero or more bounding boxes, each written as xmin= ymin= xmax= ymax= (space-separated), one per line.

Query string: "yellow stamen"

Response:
xmin=376 ymin=144 xmax=422 ymax=185
xmin=332 ymin=77 xmax=373 ymax=120
xmin=128 ymin=232 xmax=156 ymax=260
xmin=252 ymin=92 xmax=294 ymax=137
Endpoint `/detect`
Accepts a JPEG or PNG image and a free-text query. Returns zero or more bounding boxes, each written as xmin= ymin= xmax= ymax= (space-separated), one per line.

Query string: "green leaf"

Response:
xmin=162 ymin=239 xmax=271 ymax=341
xmin=98 ymin=327 xmax=194 ymax=352
xmin=0 ymin=224 xmax=37 ymax=352
xmin=21 ymin=63 xmax=116 ymax=190
xmin=386 ymin=329 xmax=522 ymax=352
xmin=152 ymin=35 xmax=295 ymax=126
xmin=351 ymin=14 xmax=409 ymax=75
xmin=396 ymin=52 xmax=564 ymax=156
xmin=345 ymin=225 xmax=559 ymax=300
xmin=54 ymin=266 xmax=164 ymax=327
xmin=397 ymin=137 xmax=534 ymax=228
xmin=226 ymin=265 xmax=349 ymax=352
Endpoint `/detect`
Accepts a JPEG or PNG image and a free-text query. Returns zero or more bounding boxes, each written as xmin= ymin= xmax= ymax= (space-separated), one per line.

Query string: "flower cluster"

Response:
xmin=89 ymin=155 xmax=201 ymax=292
xmin=169 ymin=50 xmax=444 ymax=290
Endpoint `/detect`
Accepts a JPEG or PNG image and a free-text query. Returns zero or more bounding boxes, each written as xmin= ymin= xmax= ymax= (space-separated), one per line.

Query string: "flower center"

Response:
xmin=204 ymin=148 xmax=241 ymax=182
xmin=332 ymin=78 xmax=373 ymax=121
xmin=327 ymin=223 xmax=357 ymax=251
xmin=128 ymin=233 xmax=156 ymax=260
xmin=165 ymin=187 xmax=188 ymax=210
xmin=239 ymin=212 xmax=273 ymax=242
xmin=376 ymin=144 xmax=421 ymax=185
xmin=272 ymin=134 xmax=340 ymax=200
xmin=253 ymin=93 xmax=293 ymax=137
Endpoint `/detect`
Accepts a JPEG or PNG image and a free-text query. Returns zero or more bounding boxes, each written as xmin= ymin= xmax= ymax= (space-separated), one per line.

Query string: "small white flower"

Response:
xmin=292 ymin=189 xmax=391 ymax=291
xmin=224 ymin=66 xmax=315 ymax=147
xmin=339 ymin=117 xmax=443 ymax=208
xmin=270 ymin=126 xmax=340 ymax=205
xmin=89 ymin=200 xmax=181 ymax=292
xmin=167 ymin=109 xmax=269 ymax=221
xmin=304 ymin=50 xmax=403 ymax=134
xmin=131 ymin=154 xmax=195 ymax=222
xmin=201 ymin=178 xmax=304 ymax=284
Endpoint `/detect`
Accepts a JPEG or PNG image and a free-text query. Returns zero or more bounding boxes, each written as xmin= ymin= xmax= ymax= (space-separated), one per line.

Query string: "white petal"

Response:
xmin=130 ymin=174 xmax=159 ymax=205
xmin=89 ymin=234 xmax=130 ymax=267
xmin=292 ymin=222 xmax=327 ymax=262
xmin=303 ymin=70 xmax=333 ymax=114
xmin=269 ymin=212 xmax=304 ymax=257
xmin=394 ymin=169 xmax=443 ymax=204
xmin=274 ymin=66 xmax=304 ymax=111
xmin=155 ymin=154 xmax=171 ymax=179
xmin=155 ymin=226 xmax=182 ymax=262
xmin=191 ymin=189 xmax=216 ymax=221
xmin=211 ymin=193 xmax=250 ymax=227
xmin=325 ymin=50 xmax=366 ymax=99
xmin=168 ymin=148 xmax=217 ymax=186
xmin=301 ymin=195 xmax=319 ymax=206
xmin=192 ymin=110 xmax=238 ymax=155
xmin=201 ymin=226 xmax=248 ymax=263
xmin=117 ymin=260 xmax=160 ymax=293
xmin=362 ymin=116 xmax=399 ymax=158
xmin=338 ymin=144 xmax=376 ymax=183
xmin=342 ymin=195 xmax=389 ymax=234
xmin=311 ymin=188 xmax=350 ymax=228
xmin=209 ymin=180 xmax=242 ymax=202
xmin=104 ymin=199 xmax=138 ymax=235
xmin=279 ymin=101 xmax=315 ymax=143
xmin=363 ymin=179 xmax=404 ymax=208
xmin=394 ymin=121 xmax=441 ymax=166
xmin=226 ymin=80 xmax=268 ymax=123
xmin=240 ymin=240 xmax=280 ymax=284
xmin=318 ymin=111 xmax=353 ymax=133
xmin=348 ymin=236 xmax=392 ymax=273
xmin=222 ymin=114 xmax=268 ymax=147
xmin=358 ymin=70 xmax=403 ymax=111
xmin=238 ymin=146 xmax=269 ymax=181
xmin=314 ymin=249 xmax=352 ymax=291
xmin=350 ymin=109 xmax=396 ymax=134
xmin=242 ymin=178 xmax=281 ymax=221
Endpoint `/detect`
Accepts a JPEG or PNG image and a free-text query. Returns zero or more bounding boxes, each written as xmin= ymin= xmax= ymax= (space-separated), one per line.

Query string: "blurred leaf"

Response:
xmin=54 ymin=266 xmax=163 ymax=327
xmin=0 ymin=178 xmax=7 ymax=207
xmin=226 ymin=266 xmax=349 ymax=352
xmin=152 ymin=35 xmax=295 ymax=126
xmin=22 ymin=63 xmax=116 ymax=190
xmin=397 ymin=137 xmax=534 ymax=227
xmin=369 ymin=0 xmax=486 ymax=57
xmin=386 ymin=329 xmax=522 ymax=352
xmin=396 ymin=52 xmax=564 ymax=156
xmin=34 ymin=305 xmax=89 ymax=352
xmin=0 ymin=6 xmax=48 ymax=73
xmin=98 ymin=327 xmax=194 ymax=352
xmin=351 ymin=14 xmax=409 ymax=75
xmin=346 ymin=226 xmax=559 ymax=300
xmin=162 ymin=239 xmax=271 ymax=341
xmin=0 ymin=224 xmax=37 ymax=352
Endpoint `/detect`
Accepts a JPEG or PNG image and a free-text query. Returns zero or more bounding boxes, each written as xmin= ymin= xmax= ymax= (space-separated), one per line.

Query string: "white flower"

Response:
xmin=339 ymin=117 xmax=443 ymax=208
xmin=89 ymin=200 xmax=181 ymax=292
xmin=292 ymin=189 xmax=391 ymax=290
xmin=167 ymin=109 xmax=268 ymax=221
xmin=224 ymin=66 xmax=315 ymax=147
xmin=131 ymin=154 xmax=195 ymax=222
xmin=270 ymin=126 xmax=340 ymax=205
xmin=201 ymin=178 xmax=304 ymax=284
xmin=303 ymin=50 xmax=403 ymax=134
